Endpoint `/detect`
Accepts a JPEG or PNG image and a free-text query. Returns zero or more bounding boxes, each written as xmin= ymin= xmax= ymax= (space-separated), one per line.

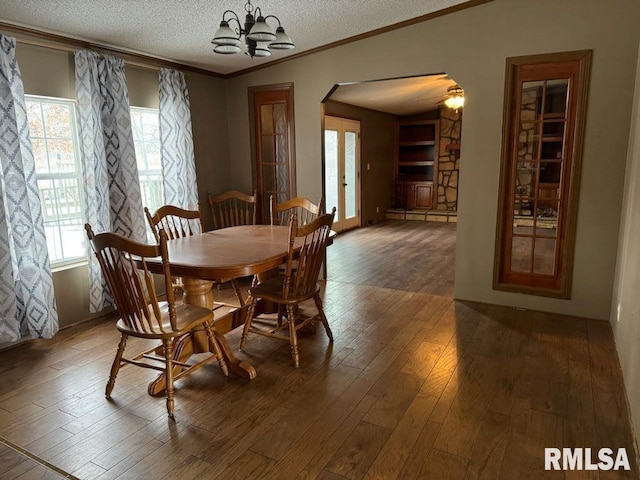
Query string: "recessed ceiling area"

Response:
xmin=0 ymin=0 xmax=478 ymax=75
xmin=326 ymin=74 xmax=459 ymax=116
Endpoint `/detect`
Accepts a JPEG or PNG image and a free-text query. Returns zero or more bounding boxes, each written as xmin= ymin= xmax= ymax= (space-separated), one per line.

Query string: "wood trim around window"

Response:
xmin=493 ymin=50 xmax=592 ymax=298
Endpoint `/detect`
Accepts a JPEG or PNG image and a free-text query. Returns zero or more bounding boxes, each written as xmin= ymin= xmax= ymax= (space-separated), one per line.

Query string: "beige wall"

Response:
xmin=10 ymin=41 xmax=229 ymax=328
xmin=610 ymin=40 xmax=640 ymax=446
xmin=187 ymin=73 xmax=231 ymax=231
xmin=223 ymin=0 xmax=640 ymax=320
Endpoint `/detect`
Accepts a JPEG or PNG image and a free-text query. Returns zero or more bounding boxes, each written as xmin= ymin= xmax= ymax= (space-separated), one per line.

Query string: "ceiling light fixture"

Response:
xmin=444 ymin=85 xmax=465 ymax=112
xmin=211 ymin=0 xmax=294 ymax=58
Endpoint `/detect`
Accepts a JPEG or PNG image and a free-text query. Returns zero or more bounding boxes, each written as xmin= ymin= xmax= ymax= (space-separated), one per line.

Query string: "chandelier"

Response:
xmin=444 ymin=85 xmax=465 ymax=112
xmin=211 ymin=0 xmax=295 ymax=58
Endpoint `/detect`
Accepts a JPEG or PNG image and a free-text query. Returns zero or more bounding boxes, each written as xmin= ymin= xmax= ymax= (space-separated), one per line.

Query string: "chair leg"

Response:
xmin=314 ymin=294 xmax=334 ymax=343
xmin=240 ymin=296 xmax=257 ymax=351
xmin=163 ymin=339 xmax=175 ymax=418
xmin=204 ymin=321 xmax=228 ymax=377
xmin=231 ymin=279 xmax=245 ymax=306
xmin=287 ymin=304 xmax=300 ymax=368
xmin=106 ymin=334 xmax=127 ymax=398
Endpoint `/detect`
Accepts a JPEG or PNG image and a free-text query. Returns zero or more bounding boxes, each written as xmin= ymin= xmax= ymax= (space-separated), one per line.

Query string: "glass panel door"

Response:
xmin=324 ymin=116 xmax=360 ymax=232
xmin=494 ymin=51 xmax=591 ymax=298
xmin=250 ymin=85 xmax=295 ymax=223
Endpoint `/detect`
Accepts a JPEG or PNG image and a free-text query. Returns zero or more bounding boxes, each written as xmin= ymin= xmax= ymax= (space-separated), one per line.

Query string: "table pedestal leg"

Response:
xmin=147 ymin=277 xmax=256 ymax=396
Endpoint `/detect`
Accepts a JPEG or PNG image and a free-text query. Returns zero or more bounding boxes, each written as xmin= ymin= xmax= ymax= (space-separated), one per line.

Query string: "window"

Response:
xmin=131 ymin=107 xmax=163 ymax=213
xmin=26 ymin=96 xmax=86 ymax=266
xmin=25 ymin=100 xmax=165 ymax=265
xmin=493 ymin=51 xmax=591 ymax=298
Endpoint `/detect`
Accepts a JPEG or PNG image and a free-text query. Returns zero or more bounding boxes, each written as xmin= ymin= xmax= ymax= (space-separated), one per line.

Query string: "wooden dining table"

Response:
xmin=144 ymin=224 xmax=298 ymax=395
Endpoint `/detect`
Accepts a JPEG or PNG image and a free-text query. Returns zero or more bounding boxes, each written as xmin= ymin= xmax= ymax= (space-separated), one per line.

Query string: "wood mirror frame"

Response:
xmin=493 ymin=50 xmax=591 ymax=298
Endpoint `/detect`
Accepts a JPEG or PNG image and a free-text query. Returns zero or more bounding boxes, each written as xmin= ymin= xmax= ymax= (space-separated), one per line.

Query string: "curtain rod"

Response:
xmin=0 ymin=21 xmax=223 ymax=78
xmin=15 ymin=37 xmax=160 ymax=72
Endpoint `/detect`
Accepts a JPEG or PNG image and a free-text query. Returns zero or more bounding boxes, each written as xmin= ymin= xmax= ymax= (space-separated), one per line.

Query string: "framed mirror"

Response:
xmin=493 ymin=51 xmax=591 ymax=298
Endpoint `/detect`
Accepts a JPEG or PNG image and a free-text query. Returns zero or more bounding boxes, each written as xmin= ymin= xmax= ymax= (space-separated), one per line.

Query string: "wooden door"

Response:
xmin=494 ymin=51 xmax=591 ymax=297
xmin=249 ymin=84 xmax=296 ymax=223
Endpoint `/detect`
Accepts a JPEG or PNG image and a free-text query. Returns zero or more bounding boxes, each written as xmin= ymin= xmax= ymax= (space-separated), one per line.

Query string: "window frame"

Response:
xmin=26 ymin=94 xmax=88 ymax=269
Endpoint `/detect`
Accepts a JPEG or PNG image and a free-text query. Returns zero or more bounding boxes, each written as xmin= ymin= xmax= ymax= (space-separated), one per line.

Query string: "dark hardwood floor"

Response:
xmin=0 ymin=220 xmax=637 ymax=479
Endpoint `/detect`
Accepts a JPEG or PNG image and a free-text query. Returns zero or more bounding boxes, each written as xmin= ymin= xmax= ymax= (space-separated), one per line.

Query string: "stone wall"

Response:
xmin=437 ymin=106 xmax=462 ymax=211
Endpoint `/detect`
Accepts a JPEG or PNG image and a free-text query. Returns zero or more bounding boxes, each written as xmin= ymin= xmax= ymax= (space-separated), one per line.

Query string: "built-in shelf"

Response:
xmin=395 ymin=119 xmax=439 ymax=210
xmin=399 ymin=140 xmax=435 ymax=146
xmin=398 ymin=161 xmax=434 ymax=166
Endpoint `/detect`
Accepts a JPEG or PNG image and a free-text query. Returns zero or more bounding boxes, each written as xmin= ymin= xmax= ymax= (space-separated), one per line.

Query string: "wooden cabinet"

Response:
xmin=407 ymin=182 xmax=433 ymax=209
xmin=394 ymin=119 xmax=439 ymax=209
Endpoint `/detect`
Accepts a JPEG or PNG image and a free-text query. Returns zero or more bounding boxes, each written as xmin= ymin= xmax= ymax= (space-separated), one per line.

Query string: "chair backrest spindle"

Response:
xmin=85 ymin=224 xmax=177 ymax=334
xmin=270 ymin=196 xmax=323 ymax=227
xmin=208 ymin=190 xmax=257 ymax=229
xmin=145 ymin=205 xmax=202 ymax=241
xmin=282 ymin=207 xmax=335 ymax=300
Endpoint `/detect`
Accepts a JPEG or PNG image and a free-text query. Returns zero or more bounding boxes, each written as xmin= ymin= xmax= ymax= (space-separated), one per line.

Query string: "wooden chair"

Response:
xmin=145 ymin=204 xmax=245 ymax=306
xmin=144 ymin=204 xmax=202 ymax=241
xmin=84 ymin=224 xmax=228 ymax=418
xmin=240 ymin=208 xmax=336 ymax=368
xmin=208 ymin=190 xmax=257 ymax=229
xmin=270 ymin=196 xmax=323 ymax=226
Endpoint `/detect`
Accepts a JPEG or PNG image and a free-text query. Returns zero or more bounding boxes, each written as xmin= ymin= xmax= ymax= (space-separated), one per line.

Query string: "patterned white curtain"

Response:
xmin=159 ymin=68 xmax=198 ymax=210
xmin=75 ymin=49 xmax=146 ymax=312
xmin=0 ymin=34 xmax=58 ymax=342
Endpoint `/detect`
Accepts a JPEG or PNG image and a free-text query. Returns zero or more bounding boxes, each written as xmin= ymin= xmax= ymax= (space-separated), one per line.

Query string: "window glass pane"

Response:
xmin=533 ymin=238 xmax=556 ymax=275
xmin=536 ymin=219 xmax=558 ymax=239
xmin=32 ymin=138 xmax=49 ymax=174
xmin=260 ymin=105 xmax=274 ymax=135
xmin=131 ymin=107 xmax=163 ymax=212
xmin=515 ymin=161 xmax=536 ymax=199
xmin=273 ymin=103 xmax=286 ymax=134
xmin=517 ymin=122 xmax=539 ymax=161
xmin=514 ymin=198 xmax=534 ymax=218
xmin=276 ymin=161 xmax=288 ymax=197
xmin=541 ymin=141 xmax=563 ymax=161
xmin=544 ymin=79 xmax=569 ymax=115
xmin=542 ymin=120 xmax=565 ymax=139
xmin=521 ymin=81 xmax=544 ymax=121
xmin=261 ymin=137 xmax=274 ymax=164
xmin=47 ymin=139 xmax=76 ymax=173
xmin=510 ymin=236 xmax=532 ymax=273
xmin=275 ymin=134 xmax=287 ymax=164
xmin=26 ymin=102 xmax=44 ymax=137
xmin=43 ymin=103 xmax=72 ymax=138
xmin=262 ymin=164 xmax=276 ymax=192
xmin=324 ymin=130 xmax=339 ymax=221
xmin=345 ymin=131 xmax=356 ymax=218
xmin=26 ymin=97 xmax=86 ymax=265
xmin=539 ymin=161 xmax=562 ymax=184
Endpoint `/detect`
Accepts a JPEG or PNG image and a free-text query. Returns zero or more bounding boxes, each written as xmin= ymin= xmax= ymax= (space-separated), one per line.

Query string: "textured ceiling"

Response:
xmin=329 ymin=74 xmax=459 ymax=116
xmin=0 ymin=0 xmax=473 ymax=75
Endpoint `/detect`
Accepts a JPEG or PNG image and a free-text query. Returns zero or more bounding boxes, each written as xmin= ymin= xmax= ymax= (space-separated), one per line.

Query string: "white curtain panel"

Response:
xmin=75 ymin=49 xmax=146 ymax=312
xmin=0 ymin=34 xmax=58 ymax=342
xmin=158 ymin=68 xmax=198 ymax=210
